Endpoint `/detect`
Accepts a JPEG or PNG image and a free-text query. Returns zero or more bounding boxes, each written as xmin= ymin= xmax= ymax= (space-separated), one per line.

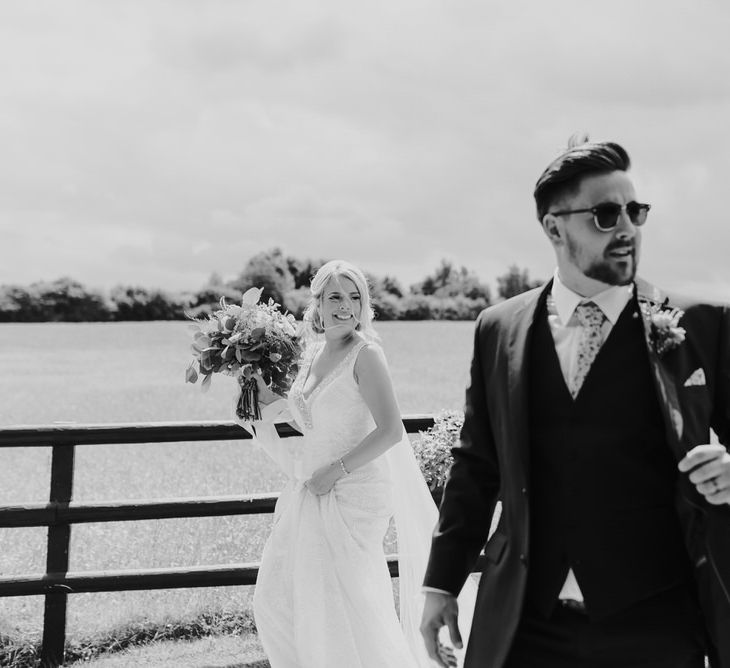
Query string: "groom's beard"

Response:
xmin=568 ymin=237 xmax=638 ymax=286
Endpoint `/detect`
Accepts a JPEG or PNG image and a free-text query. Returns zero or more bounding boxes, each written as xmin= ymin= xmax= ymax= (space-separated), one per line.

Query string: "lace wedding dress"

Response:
xmin=250 ymin=338 xmax=475 ymax=668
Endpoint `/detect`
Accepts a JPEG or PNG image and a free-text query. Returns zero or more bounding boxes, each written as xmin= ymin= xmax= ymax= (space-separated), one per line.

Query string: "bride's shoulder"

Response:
xmin=352 ymin=339 xmax=393 ymax=389
xmin=352 ymin=337 xmax=388 ymax=372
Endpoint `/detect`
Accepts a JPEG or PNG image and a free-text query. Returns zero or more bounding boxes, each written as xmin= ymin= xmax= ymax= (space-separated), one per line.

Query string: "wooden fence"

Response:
xmin=0 ymin=416 xmax=440 ymax=667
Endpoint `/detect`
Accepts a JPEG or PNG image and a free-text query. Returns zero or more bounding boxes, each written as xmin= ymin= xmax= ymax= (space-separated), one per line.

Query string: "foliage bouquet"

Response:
xmin=413 ymin=410 xmax=463 ymax=493
xmin=185 ymin=287 xmax=301 ymax=421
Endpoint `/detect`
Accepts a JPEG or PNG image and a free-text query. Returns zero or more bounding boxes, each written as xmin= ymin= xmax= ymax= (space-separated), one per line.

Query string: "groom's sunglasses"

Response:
xmin=549 ymin=201 xmax=651 ymax=232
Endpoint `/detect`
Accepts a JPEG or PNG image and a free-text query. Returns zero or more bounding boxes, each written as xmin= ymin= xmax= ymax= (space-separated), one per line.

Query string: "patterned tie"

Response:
xmin=570 ymin=301 xmax=606 ymax=398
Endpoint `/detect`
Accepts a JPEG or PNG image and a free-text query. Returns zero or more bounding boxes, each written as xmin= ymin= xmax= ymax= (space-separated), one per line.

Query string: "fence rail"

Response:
xmin=0 ymin=416 xmax=442 ymax=667
xmin=0 ymin=493 xmax=279 ymax=527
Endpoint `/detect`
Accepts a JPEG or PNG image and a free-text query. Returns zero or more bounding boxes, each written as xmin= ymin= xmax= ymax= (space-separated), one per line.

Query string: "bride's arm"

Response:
xmin=304 ymin=344 xmax=403 ymax=494
xmin=341 ymin=344 xmax=404 ymax=470
xmin=252 ymin=373 xmax=283 ymax=406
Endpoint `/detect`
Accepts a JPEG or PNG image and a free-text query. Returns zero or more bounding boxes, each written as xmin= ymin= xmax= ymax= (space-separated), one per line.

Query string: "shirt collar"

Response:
xmin=551 ymin=269 xmax=633 ymax=326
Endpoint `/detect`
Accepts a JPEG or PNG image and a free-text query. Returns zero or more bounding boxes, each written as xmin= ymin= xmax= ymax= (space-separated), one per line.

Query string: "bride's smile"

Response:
xmin=321 ymin=276 xmax=362 ymax=336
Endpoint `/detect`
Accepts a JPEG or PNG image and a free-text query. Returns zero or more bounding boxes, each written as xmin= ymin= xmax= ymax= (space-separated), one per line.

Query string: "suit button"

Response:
xmin=521 ymin=487 xmax=528 ymax=496
xmin=519 ymin=554 xmax=528 ymax=566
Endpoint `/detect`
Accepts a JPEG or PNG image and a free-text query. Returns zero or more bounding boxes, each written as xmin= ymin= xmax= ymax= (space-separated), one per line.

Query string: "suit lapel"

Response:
xmin=507 ymin=282 xmax=550 ymax=475
xmin=634 ymin=277 xmax=685 ymax=461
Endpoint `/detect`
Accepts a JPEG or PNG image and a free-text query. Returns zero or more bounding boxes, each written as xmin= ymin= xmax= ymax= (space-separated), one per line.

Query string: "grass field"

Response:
xmin=0 ymin=320 xmax=474 ymax=651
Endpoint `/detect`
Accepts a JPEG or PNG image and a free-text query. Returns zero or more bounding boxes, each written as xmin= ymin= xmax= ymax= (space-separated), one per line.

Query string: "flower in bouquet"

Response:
xmin=185 ymin=287 xmax=301 ymax=420
xmin=413 ymin=410 xmax=463 ymax=492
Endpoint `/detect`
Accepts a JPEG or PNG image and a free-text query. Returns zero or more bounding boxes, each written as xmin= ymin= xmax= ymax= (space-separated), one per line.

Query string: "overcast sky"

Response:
xmin=1 ymin=0 xmax=729 ymax=300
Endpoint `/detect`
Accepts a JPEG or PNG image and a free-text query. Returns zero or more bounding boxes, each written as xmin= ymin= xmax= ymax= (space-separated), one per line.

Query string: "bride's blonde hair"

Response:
xmin=302 ymin=260 xmax=379 ymax=343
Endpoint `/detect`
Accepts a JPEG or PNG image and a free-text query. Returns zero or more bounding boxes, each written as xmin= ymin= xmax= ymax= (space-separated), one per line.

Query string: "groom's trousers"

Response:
xmin=503 ymin=583 xmax=707 ymax=668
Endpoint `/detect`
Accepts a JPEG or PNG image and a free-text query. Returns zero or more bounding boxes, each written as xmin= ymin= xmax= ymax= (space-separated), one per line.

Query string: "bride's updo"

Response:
xmin=302 ymin=260 xmax=379 ymax=343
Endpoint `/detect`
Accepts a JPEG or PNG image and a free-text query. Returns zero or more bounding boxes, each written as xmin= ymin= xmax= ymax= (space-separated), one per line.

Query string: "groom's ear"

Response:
xmin=541 ymin=214 xmax=564 ymax=246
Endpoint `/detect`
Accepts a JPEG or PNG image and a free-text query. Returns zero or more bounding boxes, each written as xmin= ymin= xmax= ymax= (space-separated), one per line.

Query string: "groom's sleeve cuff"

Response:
xmin=422 ymin=586 xmax=455 ymax=596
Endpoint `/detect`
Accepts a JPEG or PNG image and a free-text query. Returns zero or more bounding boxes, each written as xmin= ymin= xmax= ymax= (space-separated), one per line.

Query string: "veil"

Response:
xmin=236 ymin=398 xmax=296 ymax=477
xmin=240 ymin=405 xmax=478 ymax=667
xmin=386 ymin=428 xmax=477 ymax=667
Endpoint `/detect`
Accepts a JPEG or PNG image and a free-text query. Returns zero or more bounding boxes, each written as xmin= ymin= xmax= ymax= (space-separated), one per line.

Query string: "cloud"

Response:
xmin=0 ymin=0 xmax=728 ymax=299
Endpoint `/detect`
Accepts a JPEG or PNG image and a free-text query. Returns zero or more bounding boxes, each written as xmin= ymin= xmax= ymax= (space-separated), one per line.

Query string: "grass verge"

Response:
xmin=0 ymin=609 xmax=258 ymax=668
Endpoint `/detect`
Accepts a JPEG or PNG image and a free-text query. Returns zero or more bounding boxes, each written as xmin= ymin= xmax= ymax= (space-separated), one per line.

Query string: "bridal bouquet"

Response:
xmin=185 ymin=287 xmax=301 ymax=421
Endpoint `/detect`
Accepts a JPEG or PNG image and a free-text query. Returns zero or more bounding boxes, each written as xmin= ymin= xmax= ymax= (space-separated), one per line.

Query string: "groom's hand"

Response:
xmin=420 ymin=591 xmax=462 ymax=667
xmin=679 ymin=443 xmax=730 ymax=506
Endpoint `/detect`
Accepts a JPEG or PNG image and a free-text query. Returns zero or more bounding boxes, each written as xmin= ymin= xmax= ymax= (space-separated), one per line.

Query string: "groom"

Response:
xmin=420 ymin=138 xmax=730 ymax=668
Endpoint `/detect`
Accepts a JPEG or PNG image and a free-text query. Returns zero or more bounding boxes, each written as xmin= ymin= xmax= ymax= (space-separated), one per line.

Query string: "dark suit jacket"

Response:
xmin=423 ymin=278 xmax=730 ymax=668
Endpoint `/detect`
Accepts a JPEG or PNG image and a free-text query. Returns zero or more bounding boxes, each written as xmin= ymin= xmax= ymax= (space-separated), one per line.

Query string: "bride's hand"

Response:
xmin=246 ymin=369 xmax=280 ymax=406
xmin=304 ymin=462 xmax=342 ymax=495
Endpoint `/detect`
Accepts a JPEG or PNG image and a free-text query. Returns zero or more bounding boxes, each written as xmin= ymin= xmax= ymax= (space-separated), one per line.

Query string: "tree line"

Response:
xmin=0 ymin=249 xmax=542 ymax=322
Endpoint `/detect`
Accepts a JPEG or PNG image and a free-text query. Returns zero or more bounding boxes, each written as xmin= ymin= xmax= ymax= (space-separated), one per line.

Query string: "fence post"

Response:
xmin=40 ymin=444 xmax=75 ymax=667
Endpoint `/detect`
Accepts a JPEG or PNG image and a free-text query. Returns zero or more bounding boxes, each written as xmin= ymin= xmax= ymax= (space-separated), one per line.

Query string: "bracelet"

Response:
xmin=338 ymin=457 xmax=350 ymax=476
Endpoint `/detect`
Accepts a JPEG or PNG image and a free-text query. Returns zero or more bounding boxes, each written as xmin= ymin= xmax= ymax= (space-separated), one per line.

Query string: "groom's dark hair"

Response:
xmin=533 ymin=134 xmax=631 ymax=222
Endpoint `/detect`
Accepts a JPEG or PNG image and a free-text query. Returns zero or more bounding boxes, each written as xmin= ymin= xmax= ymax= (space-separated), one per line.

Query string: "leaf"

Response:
xmin=235 ymin=348 xmax=243 ymax=363
xmin=185 ymin=364 xmax=198 ymax=384
xmin=200 ymin=349 xmax=217 ymax=372
xmin=241 ymin=287 xmax=263 ymax=306
xmin=193 ymin=331 xmax=209 ymax=344
xmin=201 ymin=373 xmax=213 ymax=393
xmin=241 ymin=350 xmax=262 ymax=361
xmin=251 ymin=327 xmax=266 ymax=341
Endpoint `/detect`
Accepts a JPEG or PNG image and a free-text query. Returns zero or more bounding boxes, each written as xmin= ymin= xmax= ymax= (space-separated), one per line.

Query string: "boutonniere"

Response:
xmin=638 ymin=298 xmax=686 ymax=356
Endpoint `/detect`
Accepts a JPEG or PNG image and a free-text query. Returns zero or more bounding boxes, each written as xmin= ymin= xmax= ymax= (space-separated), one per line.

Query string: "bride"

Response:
xmin=245 ymin=260 xmax=474 ymax=667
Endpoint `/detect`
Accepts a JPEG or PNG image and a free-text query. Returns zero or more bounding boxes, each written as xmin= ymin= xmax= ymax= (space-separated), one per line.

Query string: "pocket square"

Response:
xmin=683 ymin=368 xmax=706 ymax=387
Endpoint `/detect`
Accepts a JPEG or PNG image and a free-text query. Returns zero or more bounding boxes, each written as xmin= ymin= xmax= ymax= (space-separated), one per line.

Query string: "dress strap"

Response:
xmin=347 ymin=338 xmax=374 ymax=370
xmin=352 ymin=338 xmax=369 ymax=356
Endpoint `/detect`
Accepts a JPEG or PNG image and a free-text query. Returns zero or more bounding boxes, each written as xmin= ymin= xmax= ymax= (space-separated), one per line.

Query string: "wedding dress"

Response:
xmin=249 ymin=338 xmax=475 ymax=668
